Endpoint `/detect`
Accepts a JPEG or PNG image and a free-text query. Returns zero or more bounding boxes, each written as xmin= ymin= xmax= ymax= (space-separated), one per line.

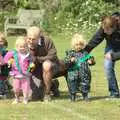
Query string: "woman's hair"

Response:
xmin=112 ymin=12 xmax=120 ymax=17
xmin=0 ymin=32 xmax=8 ymax=47
xmin=101 ymin=16 xmax=118 ymax=29
xmin=112 ymin=12 xmax=120 ymax=28
xmin=71 ymin=33 xmax=86 ymax=50
xmin=15 ymin=36 xmax=27 ymax=50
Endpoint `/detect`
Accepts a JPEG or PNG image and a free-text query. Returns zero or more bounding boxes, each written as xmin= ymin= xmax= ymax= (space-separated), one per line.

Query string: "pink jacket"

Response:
xmin=4 ymin=51 xmax=32 ymax=78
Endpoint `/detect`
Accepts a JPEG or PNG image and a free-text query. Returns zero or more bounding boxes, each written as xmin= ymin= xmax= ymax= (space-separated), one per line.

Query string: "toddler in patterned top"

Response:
xmin=64 ymin=33 xmax=94 ymax=101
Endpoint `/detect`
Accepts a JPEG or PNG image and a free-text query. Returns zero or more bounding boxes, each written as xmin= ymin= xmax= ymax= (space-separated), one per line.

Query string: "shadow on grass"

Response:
xmin=53 ymin=91 xmax=69 ymax=100
xmin=75 ymin=95 xmax=110 ymax=102
xmin=53 ymin=91 xmax=110 ymax=102
xmin=89 ymin=96 xmax=109 ymax=101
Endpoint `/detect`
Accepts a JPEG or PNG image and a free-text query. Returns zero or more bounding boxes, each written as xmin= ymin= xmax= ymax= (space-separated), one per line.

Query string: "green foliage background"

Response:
xmin=47 ymin=0 xmax=120 ymax=37
xmin=0 ymin=0 xmax=120 ymax=35
xmin=0 ymin=1 xmax=120 ymax=120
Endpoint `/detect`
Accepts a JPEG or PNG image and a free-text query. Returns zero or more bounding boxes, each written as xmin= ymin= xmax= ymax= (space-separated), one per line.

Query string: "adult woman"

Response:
xmin=85 ymin=12 xmax=120 ymax=98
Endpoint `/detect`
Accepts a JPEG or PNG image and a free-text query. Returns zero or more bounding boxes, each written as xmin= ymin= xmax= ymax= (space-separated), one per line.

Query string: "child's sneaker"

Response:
xmin=70 ymin=93 xmax=76 ymax=102
xmin=82 ymin=93 xmax=89 ymax=101
xmin=0 ymin=94 xmax=4 ymax=99
xmin=12 ymin=99 xmax=19 ymax=104
xmin=23 ymin=98 xmax=28 ymax=104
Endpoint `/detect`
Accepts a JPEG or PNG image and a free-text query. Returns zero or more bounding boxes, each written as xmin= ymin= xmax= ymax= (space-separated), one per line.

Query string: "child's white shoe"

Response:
xmin=23 ymin=99 xmax=28 ymax=104
xmin=12 ymin=99 xmax=19 ymax=104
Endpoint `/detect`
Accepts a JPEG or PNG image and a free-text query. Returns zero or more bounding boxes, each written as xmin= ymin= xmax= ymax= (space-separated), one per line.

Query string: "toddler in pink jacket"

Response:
xmin=4 ymin=36 xmax=34 ymax=104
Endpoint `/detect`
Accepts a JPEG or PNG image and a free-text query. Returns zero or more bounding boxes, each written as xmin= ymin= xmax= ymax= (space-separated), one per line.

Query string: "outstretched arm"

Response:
xmin=84 ymin=27 xmax=105 ymax=53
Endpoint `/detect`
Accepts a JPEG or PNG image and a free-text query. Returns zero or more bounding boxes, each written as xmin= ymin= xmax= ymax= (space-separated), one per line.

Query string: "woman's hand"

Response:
xmin=104 ymin=52 xmax=112 ymax=60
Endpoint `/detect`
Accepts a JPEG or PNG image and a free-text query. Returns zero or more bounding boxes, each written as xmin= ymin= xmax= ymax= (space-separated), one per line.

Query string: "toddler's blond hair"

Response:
xmin=71 ymin=33 xmax=86 ymax=50
xmin=15 ymin=36 xmax=27 ymax=50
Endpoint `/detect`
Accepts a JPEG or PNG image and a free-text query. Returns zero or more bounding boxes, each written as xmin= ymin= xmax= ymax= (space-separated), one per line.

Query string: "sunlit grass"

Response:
xmin=1 ymin=34 xmax=120 ymax=120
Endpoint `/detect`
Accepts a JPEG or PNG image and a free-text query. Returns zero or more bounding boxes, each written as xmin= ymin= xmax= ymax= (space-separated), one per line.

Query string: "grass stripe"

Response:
xmin=48 ymin=102 xmax=96 ymax=120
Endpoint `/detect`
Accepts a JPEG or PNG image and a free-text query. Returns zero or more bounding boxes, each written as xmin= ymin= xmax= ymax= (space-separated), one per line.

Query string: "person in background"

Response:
xmin=84 ymin=12 xmax=120 ymax=98
xmin=0 ymin=32 xmax=12 ymax=98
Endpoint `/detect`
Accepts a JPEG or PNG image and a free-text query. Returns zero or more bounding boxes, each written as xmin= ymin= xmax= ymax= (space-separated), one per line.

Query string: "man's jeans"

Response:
xmin=104 ymin=57 xmax=119 ymax=96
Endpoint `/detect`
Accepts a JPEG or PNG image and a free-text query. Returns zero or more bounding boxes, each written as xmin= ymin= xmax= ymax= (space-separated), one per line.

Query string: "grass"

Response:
xmin=1 ymin=34 xmax=120 ymax=120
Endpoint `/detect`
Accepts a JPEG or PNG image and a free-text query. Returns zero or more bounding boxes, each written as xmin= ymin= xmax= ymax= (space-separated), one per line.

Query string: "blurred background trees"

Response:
xmin=0 ymin=0 xmax=120 ymax=35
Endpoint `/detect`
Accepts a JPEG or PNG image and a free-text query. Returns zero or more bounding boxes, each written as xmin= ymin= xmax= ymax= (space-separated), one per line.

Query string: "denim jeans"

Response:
xmin=104 ymin=51 xmax=119 ymax=96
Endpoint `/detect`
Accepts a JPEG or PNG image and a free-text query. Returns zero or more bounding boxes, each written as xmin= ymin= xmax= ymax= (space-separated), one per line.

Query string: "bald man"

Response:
xmin=26 ymin=26 xmax=66 ymax=101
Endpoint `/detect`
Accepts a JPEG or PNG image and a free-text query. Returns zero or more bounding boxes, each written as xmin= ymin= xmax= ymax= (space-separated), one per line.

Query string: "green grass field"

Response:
xmin=0 ymin=34 xmax=120 ymax=120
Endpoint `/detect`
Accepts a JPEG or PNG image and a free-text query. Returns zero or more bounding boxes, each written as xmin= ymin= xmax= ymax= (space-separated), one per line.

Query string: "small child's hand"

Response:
xmin=8 ymin=58 xmax=14 ymax=65
xmin=29 ymin=63 xmax=35 ymax=72
xmin=70 ymin=57 xmax=76 ymax=62
xmin=8 ymin=58 xmax=14 ymax=68
xmin=87 ymin=56 xmax=96 ymax=66
xmin=87 ymin=59 xmax=93 ymax=64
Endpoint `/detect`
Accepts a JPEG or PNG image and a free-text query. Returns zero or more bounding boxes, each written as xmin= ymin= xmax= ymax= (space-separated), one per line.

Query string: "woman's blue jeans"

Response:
xmin=104 ymin=55 xmax=119 ymax=96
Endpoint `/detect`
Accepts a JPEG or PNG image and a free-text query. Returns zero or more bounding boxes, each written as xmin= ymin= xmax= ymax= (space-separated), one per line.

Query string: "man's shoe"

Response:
xmin=51 ymin=79 xmax=60 ymax=97
xmin=44 ymin=95 xmax=51 ymax=102
xmin=52 ymin=89 xmax=60 ymax=97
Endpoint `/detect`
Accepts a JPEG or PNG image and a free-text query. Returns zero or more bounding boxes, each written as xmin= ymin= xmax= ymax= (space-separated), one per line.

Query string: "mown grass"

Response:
xmin=0 ymin=34 xmax=120 ymax=120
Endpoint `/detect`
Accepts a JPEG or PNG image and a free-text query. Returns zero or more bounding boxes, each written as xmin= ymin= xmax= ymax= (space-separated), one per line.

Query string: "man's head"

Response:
xmin=26 ymin=26 xmax=41 ymax=50
xmin=101 ymin=16 xmax=117 ymax=35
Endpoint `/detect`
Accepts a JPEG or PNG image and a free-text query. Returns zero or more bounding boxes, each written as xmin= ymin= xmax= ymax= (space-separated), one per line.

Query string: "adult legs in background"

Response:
xmin=104 ymin=57 xmax=119 ymax=97
xmin=42 ymin=60 xmax=53 ymax=101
